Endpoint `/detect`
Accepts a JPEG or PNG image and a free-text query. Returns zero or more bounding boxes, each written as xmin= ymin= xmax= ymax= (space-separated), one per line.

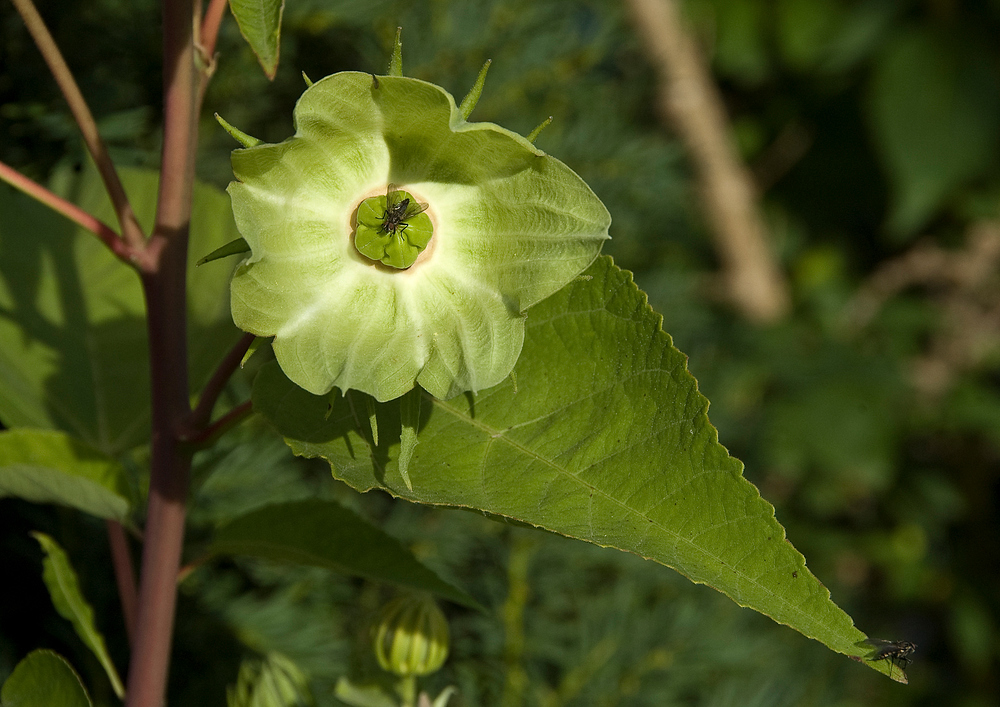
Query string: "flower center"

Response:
xmin=354 ymin=185 xmax=434 ymax=269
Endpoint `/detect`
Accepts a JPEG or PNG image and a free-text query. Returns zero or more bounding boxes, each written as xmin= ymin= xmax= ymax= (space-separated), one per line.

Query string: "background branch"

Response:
xmin=848 ymin=221 xmax=1000 ymax=397
xmin=625 ymin=0 xmax=790 ymax=323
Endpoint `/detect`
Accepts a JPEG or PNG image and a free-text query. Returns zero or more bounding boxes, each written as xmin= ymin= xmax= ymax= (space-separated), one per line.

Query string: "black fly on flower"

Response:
xmin=380 ymin=184 xmax=428 ymax=236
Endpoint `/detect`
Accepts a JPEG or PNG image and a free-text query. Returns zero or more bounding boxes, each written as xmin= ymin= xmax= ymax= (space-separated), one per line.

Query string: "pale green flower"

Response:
xmin=228 ymin=71 xmax=610 ymax=402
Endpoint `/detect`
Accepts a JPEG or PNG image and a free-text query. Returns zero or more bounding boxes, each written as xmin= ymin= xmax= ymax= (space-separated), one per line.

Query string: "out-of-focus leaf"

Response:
xmin=0 ymin=166 xmax=242 ymax=454
xmin=762 ymin=350 xmax=903 ymax=515
xmin=775 ymin=0 xmax=893 ymax=74
xmin=32 ymin=532 xmax=125 ymax=699
xmin=708 ymin=0 xmax=770 ymax=84
xmin=209 ymin=499 xmax=479 ymax=609
xmin=776 ymin=0 xmax=844 ymax=71
xmin=868 ymin=27 xmax=1000 ymax=238
xmin=253 ymin=256 xmax=897 ymax=678
xmin=819 ymin=0 xmax=898 ymax=72
xmin=229 ymin=0 xmax=285 ymax=79
xmin=0 ymin=650 xmax=92 ymax=707
xmin=0 ymin=429 xmax=131 ymax=522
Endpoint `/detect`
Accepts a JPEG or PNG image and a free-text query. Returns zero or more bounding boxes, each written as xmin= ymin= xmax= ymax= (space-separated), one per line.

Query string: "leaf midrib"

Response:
xmin=427 ymin=390 xmax=853 ymax=650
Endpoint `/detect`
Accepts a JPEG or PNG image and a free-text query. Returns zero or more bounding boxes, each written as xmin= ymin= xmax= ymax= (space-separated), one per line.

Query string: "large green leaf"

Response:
xmin=209 ymin=499 xmax=479 ymax=609
xmin=0 ymin=650 xmax=92 ymax=707
xmin=253 ymin=256 xmax=900 ymax=680
xmin=229 ymin=0 xmax=285 ymax=79
xmin=868 ymin=27 xmax=1000 ymax=238
xmin=32 ymin=532 xmax=125 ymax=699
xmin=0 ymin=429 xmax=131 ymax=522
xmin=0 ymin=166 xmax=242 ymax=454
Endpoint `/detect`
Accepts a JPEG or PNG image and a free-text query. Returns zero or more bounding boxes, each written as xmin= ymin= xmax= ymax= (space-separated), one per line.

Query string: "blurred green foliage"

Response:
xmin=2 ymin=0 xmax=999 ymax=705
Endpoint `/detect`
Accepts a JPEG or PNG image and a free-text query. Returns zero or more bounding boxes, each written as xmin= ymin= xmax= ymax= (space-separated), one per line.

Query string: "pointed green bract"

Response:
xmin=227 ymin=72 xmax=610 ymax=402
xmin=253 ymin=256 xmax=884 ymax=673
xmin=365 ymin=395 xmax=379 ymax=446
xmin=215 ymin=114 xmax=262 ymax=148
xmin=398 ymin=388 xmax=421 ymax=490
xmin=526 ymin=116 xmax=553 ymax=144
xmin=388 ymin=27 xmax=403 ymax=77
xmin=241 ymin=336 xmax=269 ymax=368
xmin=458 ymin=60 xmax=492 ymax=119
xmin=197 ymin=236 xmax=250 ymax=265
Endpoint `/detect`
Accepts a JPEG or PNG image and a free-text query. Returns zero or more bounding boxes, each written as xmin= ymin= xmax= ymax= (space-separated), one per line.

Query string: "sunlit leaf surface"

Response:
xmin=254 ymin=256 xmax=886 ymax=672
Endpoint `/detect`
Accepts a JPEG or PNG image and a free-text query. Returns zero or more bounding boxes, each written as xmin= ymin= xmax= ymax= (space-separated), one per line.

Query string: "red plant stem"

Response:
xmin=105 ymin=520 xmax=139 ymax=645
xmin=124 ymin=0 xmax=199 ymax=705
xmin=200 ymin=0 xmax=229 ymax=58
xmin=8 ymin=0 xmax=145 ymax=251
xmin=183 ymin=400 xmax=255 ymax=449
xmin=0 ymin=159 xmax=133 ymax=263
xmin=188 ymin=332 xmax=256 ymax=431
xmin=125 ymin=423 xmax=191 ymax=707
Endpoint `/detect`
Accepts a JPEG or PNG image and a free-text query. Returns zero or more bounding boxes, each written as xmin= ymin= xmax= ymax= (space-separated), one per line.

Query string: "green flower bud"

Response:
xmin=227 ymin=653 xmax=311 ymax=707
xmin=373 ymin=594 xmax=450 ymax=678
xmin=227 ymin=71 xmax=610 ymax=402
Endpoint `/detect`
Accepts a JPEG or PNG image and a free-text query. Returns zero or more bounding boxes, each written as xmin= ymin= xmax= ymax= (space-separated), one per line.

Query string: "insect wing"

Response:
xmin=385 ymin=183 xmax=405 ymax=210
xmin=402 ymin=200 xmax=429 ymax=220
